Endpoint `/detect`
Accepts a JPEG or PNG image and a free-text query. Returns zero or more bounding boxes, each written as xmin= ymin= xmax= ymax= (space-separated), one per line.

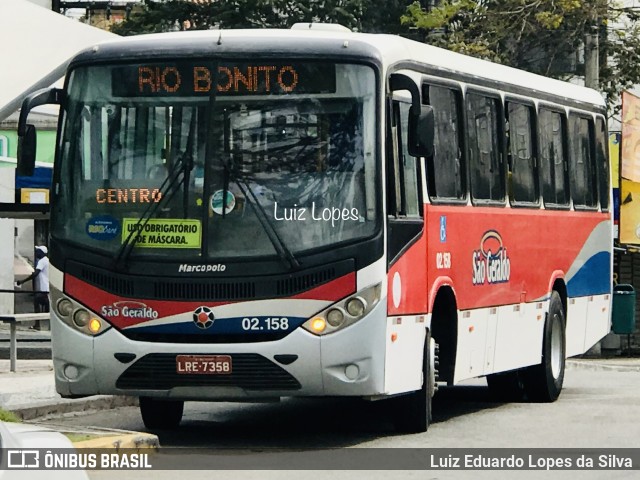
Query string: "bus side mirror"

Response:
xmin=17 ymin=125 xmax=37 ymax=176
xmin=17 ymin=87 xmax=64 ymax=176
xmin=408 ymin=105 xmax=434 ymax=158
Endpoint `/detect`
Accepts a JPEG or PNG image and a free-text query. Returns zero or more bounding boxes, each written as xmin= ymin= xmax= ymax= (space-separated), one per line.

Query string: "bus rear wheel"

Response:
xmin=392 ymin=332 xmax=437 ymax=433
xmin=522 ymin=291 xmax=566 ymax=402
xmin=140 ymin=397 xmax=184 ymax=430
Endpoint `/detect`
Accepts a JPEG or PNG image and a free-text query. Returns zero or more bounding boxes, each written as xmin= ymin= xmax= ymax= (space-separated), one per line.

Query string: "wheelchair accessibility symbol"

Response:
xmin=440 ymin=216 xmax=447 ymax=243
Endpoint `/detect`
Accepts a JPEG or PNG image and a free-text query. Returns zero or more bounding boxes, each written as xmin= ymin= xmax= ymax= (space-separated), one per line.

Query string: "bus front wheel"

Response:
xmin=140 ymin=397 xmax=184 ymax=430
xmin=522 ymin=291 xmax=566 ymax=402
xmin=392 ymin=332 xmax=437 ymax=433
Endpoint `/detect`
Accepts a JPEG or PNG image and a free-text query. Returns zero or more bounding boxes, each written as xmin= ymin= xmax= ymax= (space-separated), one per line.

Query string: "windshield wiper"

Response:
xmin=221 ymin=157 xmax=300 ymax=270
xmin=113 ymin=115 xmax=196 ymax=270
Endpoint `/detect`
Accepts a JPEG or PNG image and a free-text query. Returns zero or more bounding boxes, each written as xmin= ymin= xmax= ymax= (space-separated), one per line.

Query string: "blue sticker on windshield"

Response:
xmin=86 ymin=216 xmax=120 ymax=241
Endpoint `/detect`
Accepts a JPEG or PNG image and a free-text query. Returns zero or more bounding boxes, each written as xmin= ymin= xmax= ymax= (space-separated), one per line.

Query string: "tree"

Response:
xmin=111 ymin=0 xmax=369 ymax=35
xmin=401 ymin=0 xmax=640 ymax=115
xmin=111 ymin=0 xmax=416 ymax=36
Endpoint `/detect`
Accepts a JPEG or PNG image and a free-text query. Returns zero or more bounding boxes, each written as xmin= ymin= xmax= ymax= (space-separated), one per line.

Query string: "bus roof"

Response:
xmin=73 ymin=28 xmax=605 ymax=109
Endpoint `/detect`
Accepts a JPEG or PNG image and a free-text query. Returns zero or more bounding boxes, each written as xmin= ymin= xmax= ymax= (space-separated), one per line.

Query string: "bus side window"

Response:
xmin=506 ymin=102 xmax=538 ymax=204
xmin=569 ymin=113 xmax=597 ymax=209
xmin=595 ymin=117 xmax=610 ymax=211
xmin=387 ymin=99 xmax=422 ymax=218
xmin=386 ymin=99 xmax=402 ymax=217
xmin=398 ymin=102 xmax=422 ymax=217
xmin=539 ymin=109 xmax=569 ymax=207
xmin=466 ymin=93 xmax=504 ymax=203
xmin=425 ymin=85 xmax=465 ymax=201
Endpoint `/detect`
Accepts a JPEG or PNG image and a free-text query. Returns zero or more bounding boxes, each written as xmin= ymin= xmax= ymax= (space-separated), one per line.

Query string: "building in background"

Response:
xmin=0 ymin=0 xmax=115 ymax=314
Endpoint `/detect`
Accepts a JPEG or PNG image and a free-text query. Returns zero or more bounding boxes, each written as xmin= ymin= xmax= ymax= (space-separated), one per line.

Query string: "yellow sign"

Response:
xmin=619 ymin=91 xmax=640 ymax=245
xmin=20 ymin=188 xmax=49 ymax=204
xmin=620 ymin=179 xmax=640 ymax=244
xmin=610 ymin=133 xmax=620 ymax=189
xmin=621 ymin=91 xmax=640 ymax=183
xmin=122 ymin=218 xmax=201 ymax=249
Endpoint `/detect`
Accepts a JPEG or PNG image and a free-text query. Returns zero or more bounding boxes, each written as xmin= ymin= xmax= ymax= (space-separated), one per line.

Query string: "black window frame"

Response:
xmin=464 ymin=88 xmax=506 ymax=206
xmin=505 ymin=98 xmax=540 ymax=208
xmin=568 ymin=111 xmax=598 ymax=211
xmin=386 ymin=95 xmax=425 ymax=218
xmin=422 ymin=80 xmax=468 ymax=205
xmin=595 ymin=115 xmax=610 ymax=212
xmin=538 ymin=104 xmax=571 ymax=210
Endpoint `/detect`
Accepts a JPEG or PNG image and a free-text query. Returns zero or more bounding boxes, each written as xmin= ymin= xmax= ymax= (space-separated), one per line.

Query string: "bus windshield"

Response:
xmin=53 ymin=60 xmax=378 ymax=262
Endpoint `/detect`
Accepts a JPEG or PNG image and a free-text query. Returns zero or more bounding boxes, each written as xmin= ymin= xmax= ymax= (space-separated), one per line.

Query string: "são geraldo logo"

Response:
xmin=472 ymin=230 xmax=511 ymax=286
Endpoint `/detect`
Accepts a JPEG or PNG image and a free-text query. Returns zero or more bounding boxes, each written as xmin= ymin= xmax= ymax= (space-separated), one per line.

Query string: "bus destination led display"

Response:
xmin=111 ymin=62 xmax=337 ymax=97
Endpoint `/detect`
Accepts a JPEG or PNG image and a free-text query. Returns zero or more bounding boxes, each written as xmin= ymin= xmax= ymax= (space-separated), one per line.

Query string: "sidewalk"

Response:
xmin=566 ymin=356 xmax=640 ymax=372
xmin=0 ymin=359 xmax=157 ymax=449
xmin=0 ymin=359 xmax=137 ymax=420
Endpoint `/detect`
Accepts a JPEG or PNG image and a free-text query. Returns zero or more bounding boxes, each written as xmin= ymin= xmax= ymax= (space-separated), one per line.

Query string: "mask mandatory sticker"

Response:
xmin=121 ymin=218 xmax=202 ymax=248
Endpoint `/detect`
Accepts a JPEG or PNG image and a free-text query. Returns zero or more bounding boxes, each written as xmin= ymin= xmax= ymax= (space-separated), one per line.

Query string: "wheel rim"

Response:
xmin=429 ymin=337 xmax=438 ymax=397
xmin=550 ymin=314 xmax=563 ymax=379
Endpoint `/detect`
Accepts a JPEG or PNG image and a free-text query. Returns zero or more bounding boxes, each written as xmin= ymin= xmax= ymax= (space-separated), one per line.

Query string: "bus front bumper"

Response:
xmin=52 ymin=301 xmax=387 ymax=400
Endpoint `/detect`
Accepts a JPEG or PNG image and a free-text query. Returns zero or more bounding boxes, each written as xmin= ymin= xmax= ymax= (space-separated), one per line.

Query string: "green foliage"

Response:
xmin=0 ymin=409 xmax=20 ymax=423
xmin=111 ymin=0 xmax=416 ymax=37
xmin=108 ymin=0 xmax=640 ymax=114
xmin=401 ymin=0 xmax=640 ymax=114
xmin=111 ymin=0 xmax=368 ymax=35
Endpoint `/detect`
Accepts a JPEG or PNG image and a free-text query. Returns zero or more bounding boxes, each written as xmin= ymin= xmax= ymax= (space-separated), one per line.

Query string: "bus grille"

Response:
xmin=80 ymin=268 xmax=134 ymax=296
xmin=276 ymin=268 xmax=335 ymax=295
xmin=69 ymin=259 xmax=353 ymax=302
xmin=154 ymin=281 xmax=256 ymax=300
xmin=115 ymin=353 xmax=301 ymax=391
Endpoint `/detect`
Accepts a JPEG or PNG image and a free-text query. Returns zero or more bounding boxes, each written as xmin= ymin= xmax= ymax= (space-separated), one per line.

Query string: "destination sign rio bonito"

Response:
xmin=111 ymin=62 xmax=337 ymax=97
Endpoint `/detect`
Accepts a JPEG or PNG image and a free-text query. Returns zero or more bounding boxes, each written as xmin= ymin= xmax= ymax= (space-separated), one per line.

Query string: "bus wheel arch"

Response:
xmin=429 ymin=286 xmax=458 ymax=386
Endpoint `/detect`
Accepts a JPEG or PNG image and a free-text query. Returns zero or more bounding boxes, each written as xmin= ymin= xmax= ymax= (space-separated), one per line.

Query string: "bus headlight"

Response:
xmin=73 ymin=309 xmax=90 ymax=327
xmin=302 ymin=283 xmax=381 ymax=336
xmin=56 ymin=298 xmax=74 ymax=317
xmin=346 ymin=297 xmax=366 ymax=317
xmin=50 ymin=287 xmax=111 ymax=337
xmin=326 ymin=308 xmax=345 ymax=327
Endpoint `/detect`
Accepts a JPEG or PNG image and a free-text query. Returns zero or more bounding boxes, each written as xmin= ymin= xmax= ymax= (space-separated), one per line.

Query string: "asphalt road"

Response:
xmin=41 ymin=366 xmax=640 ymax=480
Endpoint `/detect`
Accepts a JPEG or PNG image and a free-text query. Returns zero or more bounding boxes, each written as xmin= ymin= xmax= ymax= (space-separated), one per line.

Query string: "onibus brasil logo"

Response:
xmin=472 ymin=230 xmax=511 ymax=286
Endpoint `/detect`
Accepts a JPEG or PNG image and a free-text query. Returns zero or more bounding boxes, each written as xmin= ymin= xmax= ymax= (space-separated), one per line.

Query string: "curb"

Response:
xmin=566 ymin=359 xmax=640 ymax=373
xmin=73 ymin=432 xmax=159 ymax=450
xmin=9 ymin=395 xmax=139 ymax=421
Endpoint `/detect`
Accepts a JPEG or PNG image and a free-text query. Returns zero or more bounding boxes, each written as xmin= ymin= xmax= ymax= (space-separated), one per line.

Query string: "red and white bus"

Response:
xmin=18 ymin=25 xmax=612 ymax=432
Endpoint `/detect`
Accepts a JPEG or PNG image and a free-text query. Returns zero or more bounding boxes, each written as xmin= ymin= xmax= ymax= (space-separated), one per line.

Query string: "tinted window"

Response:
xmin=539 ymin=109 xmax=569 ymax=206
xmin=399 ymin=102 xmax=421 ymax=216
xmin=466 ymin=93 xmax=504 ymax=202
xmin=427 ymin=85 xmax=465 ymax=200
xmin=507 ymin=102 xmax=537 ymax=203
xmin=595 ymin=117 xmax=610 ymax=211
xmin=569 ymin=114 xmax=597 ymax=208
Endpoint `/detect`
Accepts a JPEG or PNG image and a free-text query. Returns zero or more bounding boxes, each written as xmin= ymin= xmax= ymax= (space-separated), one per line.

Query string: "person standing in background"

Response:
xmin=16 ymin=245 xmax=50 ymax=329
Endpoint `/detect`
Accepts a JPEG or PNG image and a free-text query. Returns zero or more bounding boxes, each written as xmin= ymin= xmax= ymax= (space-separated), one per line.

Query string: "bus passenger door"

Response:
xmin=384 ymin=95 xmax=430 ymax=394
xmin=386 ymin=98 xmax=424 ymax=267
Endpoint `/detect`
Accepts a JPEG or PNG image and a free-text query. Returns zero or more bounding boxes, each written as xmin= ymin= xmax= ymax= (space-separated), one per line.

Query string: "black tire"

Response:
xmin=140 ymin=396 xmax=184 ymax=430
xmin=522 ymin=291 xmax=566 ymax=402
xmin=486 ymin=370 xmax=525 ymax=402
xmin=392 ymin=332 xmax=435 ymax=433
